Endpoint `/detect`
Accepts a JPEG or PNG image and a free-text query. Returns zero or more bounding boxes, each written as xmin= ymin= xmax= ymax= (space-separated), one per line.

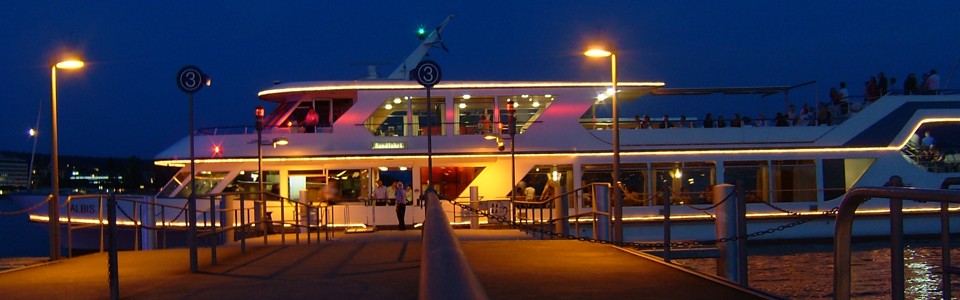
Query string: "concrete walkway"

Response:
xmin=0 ymin=229 xmax=774 ymax=299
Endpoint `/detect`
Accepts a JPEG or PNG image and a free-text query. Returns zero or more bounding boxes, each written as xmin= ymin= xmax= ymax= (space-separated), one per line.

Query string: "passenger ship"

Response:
xmin=18 ymin=17 xmax=960 ymax=244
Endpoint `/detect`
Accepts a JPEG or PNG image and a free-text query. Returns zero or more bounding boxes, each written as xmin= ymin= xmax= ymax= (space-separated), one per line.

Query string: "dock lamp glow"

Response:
xmin=49 ymin=58 xmax=84 ymax=260
xmin=584 ymin=47 xmax=622 ymax=243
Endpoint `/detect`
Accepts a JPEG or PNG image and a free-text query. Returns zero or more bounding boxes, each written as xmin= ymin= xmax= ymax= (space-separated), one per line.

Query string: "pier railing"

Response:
xmin=833 ymin=184 xmax=960 ymax=300
xmin=62 ymin=192 xmax=331 ymax=265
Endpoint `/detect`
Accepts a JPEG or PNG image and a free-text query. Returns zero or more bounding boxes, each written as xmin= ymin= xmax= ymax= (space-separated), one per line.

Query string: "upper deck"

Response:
xmin=154 ymin=80 xmax=960 ymax=166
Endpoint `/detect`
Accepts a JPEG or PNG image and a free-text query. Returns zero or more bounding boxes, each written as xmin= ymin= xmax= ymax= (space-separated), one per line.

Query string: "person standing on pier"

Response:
xmin=395 ymin=182 xmax=408 ymax=230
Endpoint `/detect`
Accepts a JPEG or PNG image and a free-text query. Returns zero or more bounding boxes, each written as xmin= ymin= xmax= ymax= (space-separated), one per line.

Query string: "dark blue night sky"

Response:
xmin=2 ymin=2 xmax=959 ymax=158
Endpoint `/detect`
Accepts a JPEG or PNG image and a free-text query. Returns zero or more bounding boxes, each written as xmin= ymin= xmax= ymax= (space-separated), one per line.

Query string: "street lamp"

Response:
xmin=585 ymin=47 xmax=623 ymax=243
xmin=50 ymin=58 xmax=84 ymax=260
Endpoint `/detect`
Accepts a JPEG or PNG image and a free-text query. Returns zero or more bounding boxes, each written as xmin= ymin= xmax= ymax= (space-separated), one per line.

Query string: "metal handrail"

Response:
xmin=419 ymin=190 xmax=489 ymax=300
xmin=833 ymin=186 xmax=960 ymax=300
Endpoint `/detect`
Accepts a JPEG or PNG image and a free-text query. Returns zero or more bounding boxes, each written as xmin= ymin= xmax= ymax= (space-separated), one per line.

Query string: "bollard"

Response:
xmin=593 ymin=183 xmax=611 ymax=241
xmin=470 ymin=186 xmax=479 ymax=229
xmin=714 ymin=184 xmax=746 ymax=285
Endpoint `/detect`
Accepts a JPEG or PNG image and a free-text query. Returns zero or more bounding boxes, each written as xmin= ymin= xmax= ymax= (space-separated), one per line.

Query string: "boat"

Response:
xmin=13 ymin=16 xmax=960 ymax=247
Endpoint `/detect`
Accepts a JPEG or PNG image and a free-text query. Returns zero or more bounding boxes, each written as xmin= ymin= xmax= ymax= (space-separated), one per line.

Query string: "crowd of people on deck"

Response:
xmin=628 ymin=68 xmax=946 ymax=130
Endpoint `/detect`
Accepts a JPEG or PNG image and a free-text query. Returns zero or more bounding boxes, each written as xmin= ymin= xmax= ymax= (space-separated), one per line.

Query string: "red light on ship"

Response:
xmin=213 ymin=145 xmax=222 ymax=157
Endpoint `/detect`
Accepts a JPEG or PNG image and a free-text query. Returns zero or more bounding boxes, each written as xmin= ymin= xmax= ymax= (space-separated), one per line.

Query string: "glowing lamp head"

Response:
xmin=584 ymin=49 xmax=612 ymax=58
xmin=417 ymin=25 xmax=426 ymax=40
xmin=213 ymin=145 xmax=221 ymax=155
xmin=55 ymin=60 xmax=85 ymax=69
xmin=28 ymin=128 xmax=36 ymax=137
xmin=255 ymin=106 xmax=265 ymax=119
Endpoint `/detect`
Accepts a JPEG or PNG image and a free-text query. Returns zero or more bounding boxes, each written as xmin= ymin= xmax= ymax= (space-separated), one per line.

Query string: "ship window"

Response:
xmin=654 ymin=162 xmax=716 ymax=205
xmin=581 ymin=164 xmax=649 ymax=207
xmin=159 ymin=171 xmax=191 ymax=197
xmin=822 ymin=158 xmax=874 ymax=201
xmin=902 ymin=122 xmax=960 ymax=173
xmin=175 ymin=171 xmax=229 ymax=198
xmin=421 ymin=166 xmax=484 ymax=200
xmin=364 ymin=96 xmax=444 ymax=136
xmin=724 ymin=161 xmax=770 ymax=203
xmin=771 ymin=160 xmax=817 ymax=203
xmin=288 ymin=170 xmax=326 ymax=203
xmin=515 ymin=164 xmax=574 ymax=206
xmin=455 ymin=96 xmax=496 ymax=135
xmin=498 ymin=94 xmax=554 ymax=135
xmin=325 ymin=169 xmax=370 ymax=203
xmin=374 ymin=167 xmax=414 ymax=205
xmin=281 ymin=99 xmax=353 ymax=133
xmin=223 ymin=170 xmax=280 ymax=195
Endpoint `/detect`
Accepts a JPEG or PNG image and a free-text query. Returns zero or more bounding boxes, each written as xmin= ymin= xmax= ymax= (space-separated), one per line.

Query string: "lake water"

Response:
xmin=674 ymin=239 xmax=960 ymax=299
xmin=0 ymin=197 xmax=49 ymax=258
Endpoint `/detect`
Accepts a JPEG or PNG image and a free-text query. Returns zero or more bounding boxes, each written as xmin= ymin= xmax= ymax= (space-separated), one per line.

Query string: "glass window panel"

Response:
xmin=175 ymin=171 xmax=229 ymax=198
xmin=724 ymin=161 xmax=769 ymax=203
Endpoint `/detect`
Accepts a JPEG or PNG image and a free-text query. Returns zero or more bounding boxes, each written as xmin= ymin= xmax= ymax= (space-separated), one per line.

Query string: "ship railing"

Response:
xmin=833 ymin=178 xmax=960 ymax=300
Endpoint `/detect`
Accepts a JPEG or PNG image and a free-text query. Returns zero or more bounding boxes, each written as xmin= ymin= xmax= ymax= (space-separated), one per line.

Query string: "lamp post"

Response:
xmin=49 ymin=59 xmax=84 ymax=260
xmin=585 ymin=48 xmax=622 ymax=243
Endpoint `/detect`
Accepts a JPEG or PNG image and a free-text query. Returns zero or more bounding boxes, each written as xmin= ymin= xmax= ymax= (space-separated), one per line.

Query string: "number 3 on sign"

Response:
xmin=415 ymin=60 xmax=442 ymax=87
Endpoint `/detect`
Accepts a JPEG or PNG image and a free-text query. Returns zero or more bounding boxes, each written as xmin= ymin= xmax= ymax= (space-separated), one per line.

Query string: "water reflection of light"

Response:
xmin=904 ymin=248 xmax=939 ymax=299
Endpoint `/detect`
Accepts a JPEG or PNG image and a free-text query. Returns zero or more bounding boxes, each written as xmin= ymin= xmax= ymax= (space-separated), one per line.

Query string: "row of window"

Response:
xmin=161 ymin=158 xmax=869 ymax=206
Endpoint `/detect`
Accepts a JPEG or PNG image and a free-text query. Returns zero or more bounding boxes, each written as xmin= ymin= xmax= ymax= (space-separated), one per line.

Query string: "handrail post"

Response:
xmin=939 ymin=177 xmax=960 ymax=299
xmin=240 ymin=193 xmax=246 ymax=254
xmin=209 ymin=195 xmax=217 ymax=266
xmin=890 ymin=197 xmax=904 ymax=300
xmin=66 ymin=197 xmax=73 ymax=258
xmin=107 ymin=194 xmax=120 ymax=300
xmin=281 ymin=196 xmax=286 ymax=246
xmin=99 ymin=196 xmax=105 ymax=253
xmin=662 ymin=181 xmax=671 ymax=262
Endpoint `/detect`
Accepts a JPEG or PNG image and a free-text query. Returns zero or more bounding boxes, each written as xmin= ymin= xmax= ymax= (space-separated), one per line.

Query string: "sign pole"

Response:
xmin=414 ymin=60 xmax=442 ymax=196
xmin=177 ymin=66 xmax=208 ymax=273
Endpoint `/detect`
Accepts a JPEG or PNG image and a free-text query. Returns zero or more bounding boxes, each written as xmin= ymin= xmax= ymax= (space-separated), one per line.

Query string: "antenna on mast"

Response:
xmin=387 ymin=15 xmax=454 ymax=80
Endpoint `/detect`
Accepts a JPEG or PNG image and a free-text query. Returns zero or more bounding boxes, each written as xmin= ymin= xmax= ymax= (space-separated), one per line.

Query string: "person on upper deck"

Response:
xmin=839 ymin=81 xmax=850 ymax=102
xmin=703 ymin=113 xmax=714 ymax=128
xmin=716 ymin=115 xmax=727 ymax=128
xmin=878 ymin=72 xmax=889 ymax=95
xmin=904 ymin=73 xmax=919 ymax=95
xmin=661 ymin=115 xmax=671 ymax=129
xmin=926 ymin=69 xmax=941 ymax=94
xmin=303 ymin=107 xmax=320 ymax=133
xmin=479 ymin=114 xmax=493 ymax=134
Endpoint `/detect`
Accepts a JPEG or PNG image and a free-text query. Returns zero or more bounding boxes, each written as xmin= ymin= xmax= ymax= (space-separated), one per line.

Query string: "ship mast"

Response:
xmin=387 ymin=15 xmax=454 ymax=80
